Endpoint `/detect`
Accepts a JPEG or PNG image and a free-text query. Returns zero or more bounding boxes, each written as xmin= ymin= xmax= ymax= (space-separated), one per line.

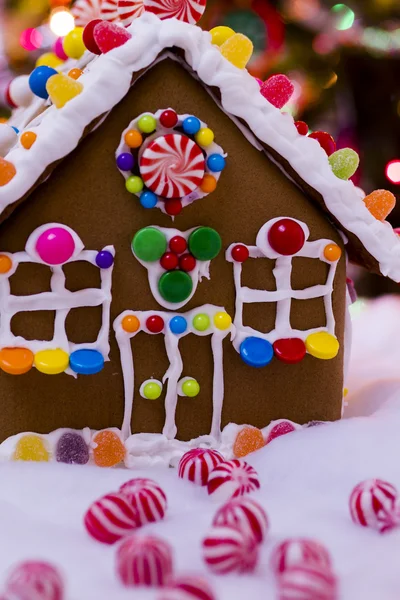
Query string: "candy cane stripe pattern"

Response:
xmin=178 ymin=448 xmax=224 ymax=486
xmin=207 ymin=460 xmax=260 ymax=502
xmin=119 ymin=478 xmax=167 ymax=524
xmin=100 ymin=0 xmax=120 ymax=21
xmin=213 ymin=497 xmax=269 ymax=544
xmin=139 ymin=134 xmax=205 ymax=199
xmin=116 ymin=535 xmax=174 ymax=587
xmin=349 ymin=479 xmax=399 ymax=533
xmin=84 ymin=492 xmax=140 ymax=544
xmin=159 ymin=576 xmax=216 ymax=600
xmin=5 ymin=562 xmax=64 ymax=600
xmin=117 ymin=0 xmax=144 ymax=26
xmin=277 ymin=564 xmax=338 ymax=600
xmin=143 ymin=0 xmax=207 ymax=24
xmin=71 ymin=0 xmax=102 ymax=26
xmin=271 ymin=539 xmax=332 ymax=575
xmin=202 ymin=525 xmax=259 ymax=574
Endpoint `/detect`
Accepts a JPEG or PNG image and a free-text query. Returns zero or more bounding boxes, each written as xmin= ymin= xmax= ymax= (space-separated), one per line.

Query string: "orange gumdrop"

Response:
xmin=122 ymin=314 xmax=140 ymax=333
xmin=233 ymin=426 xmax=265 ymax=458
xmin=0 ymin=158 xmax=16 ymax=186
xmin=200 ymin=174 xmax=217 ymax=193
xmin=364 ymin=189 xmax=396 ymax=221
xmin=21 ymin=131 xmax=37 ymax=150
xmin=93 ymin=430 xmax=126 ymax=467
xmin=0 ymin=347 xmax=34 ymax=375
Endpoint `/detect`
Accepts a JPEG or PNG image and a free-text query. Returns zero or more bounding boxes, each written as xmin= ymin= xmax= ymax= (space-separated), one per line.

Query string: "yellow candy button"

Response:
xmin=306 ymin=332 xmax=340 ymax=360
xmin=14 ymin=435 xmax=49 ymax=462
xmin=34 ymin=348 xmax=69 ymax=375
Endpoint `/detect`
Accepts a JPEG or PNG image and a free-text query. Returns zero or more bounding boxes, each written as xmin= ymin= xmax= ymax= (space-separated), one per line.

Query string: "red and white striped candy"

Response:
xmin=143 ymin=0 xmax=206 ymax=24
xmin=202 ymin=525 xmax=259 ymax=574
xmin=139 ymin=134 xmax=205 ymax=199
xmin=213 ymin=497 xmax=269 ymax=543
xmin=116 ymin=534 xmax=174 ymax=587
xmin=277 ymin=564 xmax=338 ymax=600
xmin=0 ymin=590 xmax=44 ymax=600
xmin=71 ymin=0 xmax=102 ymax=26
xmin=117 ymin=0 xmax=144 ymax=26
xmin=5 ymin=562 xmax=64 ymax=600
xmin=119 ymin=478 xmax=167 ymax=524
xmin=207 ymin=460 xmax=260 ymax=502
xmin=178 ymin=448 xmax=224 ymax=486
xmin=100 ymin=0 xmax=120 ymax=21
xmin=84 ymin=492 xmax=140 ymax=544
xmin=349 ymin=479 xmax=399 ymax=533
xmin=271 ymin=539 xmax=332 ymax=575
xmin=158 ymin=576 xmax=216 ymax=600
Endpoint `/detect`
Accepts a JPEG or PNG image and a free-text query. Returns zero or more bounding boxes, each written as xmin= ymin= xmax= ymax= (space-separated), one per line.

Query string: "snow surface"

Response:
xmin=0 ymin=297 xmax=400 ymax=599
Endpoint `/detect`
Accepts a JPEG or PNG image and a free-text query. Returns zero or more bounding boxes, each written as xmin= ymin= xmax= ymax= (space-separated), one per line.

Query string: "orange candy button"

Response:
xmin=200 ymin=174 xmax=217 ymax=193
xmin=93 ymin=430 xmax=126 ymax=467
xmin=122 ymin=314 xmax=140 ymax=333
xmin=233 ymin=426 xmax=265 ymax=458
xmin=0 ymin=254 xmax=12 ymax=274
xmin=364 ymin=189 xmax=396 ymax=221
xmin=0 ymin=347 xmax=34 ymax=375
xmin=68 ymin=68 xmax=83 ymax=80
xmin=124 ymin=129 xmax=143 ymax=149
xmin=0 ymin=158 xmax=16 ymax=186
xmin=323 ymin=243 xmax=342 ymax=262
xmin=21 ymin=131 xmax=37 ymax=150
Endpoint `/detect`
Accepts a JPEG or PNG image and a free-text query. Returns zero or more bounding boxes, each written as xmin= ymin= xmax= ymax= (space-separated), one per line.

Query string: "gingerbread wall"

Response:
xmin=0 ymin=59 xmax=346 ymax=442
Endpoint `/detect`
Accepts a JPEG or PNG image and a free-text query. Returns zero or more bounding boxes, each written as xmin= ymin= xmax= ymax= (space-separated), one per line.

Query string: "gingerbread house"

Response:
xmin=0 ymin=10 xmax=399 ymax=465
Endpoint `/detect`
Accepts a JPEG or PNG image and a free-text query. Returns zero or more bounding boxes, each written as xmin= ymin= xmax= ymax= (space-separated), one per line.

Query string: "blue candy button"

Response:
xmin=169 ymin=315 xmax=187 ymax=335
xmin=69 ymin=349 xmax=105 ymax=375
xmin=182 ymin=116 xmax=201 ymax=135
xmin=240 ymin=337 xmax=274 ymax=368
xmin=207 ymin=154 xmax=226 ymax=172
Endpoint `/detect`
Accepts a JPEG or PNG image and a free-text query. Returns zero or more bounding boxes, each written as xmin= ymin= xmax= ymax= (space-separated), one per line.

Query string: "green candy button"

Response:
xmin=132 ymin=227 xmax=167 ymax=262
xmin=189 ymin=227 xmax=222 ymax=261
xmin=158 ymin=270 xmax=193 ymax=303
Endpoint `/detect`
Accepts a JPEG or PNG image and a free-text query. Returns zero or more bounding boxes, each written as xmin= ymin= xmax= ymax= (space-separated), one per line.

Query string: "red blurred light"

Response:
xmin=386 ymin=160 xmax=400 ymax=185
xmin=19 ymin=28 xmax=43 ymax=52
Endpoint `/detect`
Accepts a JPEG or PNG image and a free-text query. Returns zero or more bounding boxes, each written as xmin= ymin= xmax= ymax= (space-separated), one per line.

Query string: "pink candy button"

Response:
xmin=36 ymin=227 xmax=75 ymax=265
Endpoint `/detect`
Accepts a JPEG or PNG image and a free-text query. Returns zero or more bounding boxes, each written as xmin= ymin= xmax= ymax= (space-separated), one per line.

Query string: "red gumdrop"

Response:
xmin=309 ymin=131 xmax=336 ymax=156
xmin=146 ymin=315 xmax=164 ymax=334
xmin=266 ymin=421 xmax=297 ymax=445
xmin=268 ymin=219 xmax=305 ymax=255
xmin=159 ymin=109 xmax=178 ymax=128
xmin=160 ymin=252 xmax=179 ymax=271
xmin=169 ymin=235 xmax=187 ymax=254
xmin=93 ymin=21 xmax=132 ymax=54
xmin=260 ymin=74 xmax=294 ymax=109
xmin=295 ymin=121 xmax=308 ymax=136
xmin=165 ymin=199 xmax=182 ymax=216
xmin=179 ymin=253 xmax=196 ymax=272
xmin=83 ymin=19 xmax=102 ymax=54
xmin=273 ymin=338 xmax=306 ymax=364
xmin=231 ymin=244 xmax=249 ymax=263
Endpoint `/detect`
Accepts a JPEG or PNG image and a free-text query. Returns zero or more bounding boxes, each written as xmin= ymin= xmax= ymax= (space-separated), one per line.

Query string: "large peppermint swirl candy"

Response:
xmin=116 ymin=534 xmax=174 ymax=587
xmin=84 ymin=492 xmax=140 ymax=544
xmin=5 ymin=562 xmax=64 ymax=600
xmin=100 ymin=0 xmax=120 ymax=21
xmin=140 ymin=134 xmax=205 ymax=199
xmin=119 ymin=478 xmax=167 ymax=525
xmin=349 ymin=478 xmax=399 ymax=533
xmin=71 ymin=0 xmax=102 ymax=26
xmin=143 ymin=0 xmax=206 ymax=24
xmin=117 ymin=0 xmax=144 ymax=26
xmin=271 ymin=538 xmax=332 ymax=575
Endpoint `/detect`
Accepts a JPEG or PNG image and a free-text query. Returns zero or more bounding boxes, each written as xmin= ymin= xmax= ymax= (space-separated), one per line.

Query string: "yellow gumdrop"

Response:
xmin=46 ymin=74 xmax=83 ymax=109
xmin=220 ymin=33 xmax=254 ymax=69
xmin=35 ymin=52 xmax=64 ymax=69
xmin=210 ymin=26 xmax=235 ymax=47
xmin=34 ymin=348 xmax=69 ymax=374
xmin=306 ymin=332 xmax=340 ymax=360
xmin=14 ymin=435 xmax=49 ymax=462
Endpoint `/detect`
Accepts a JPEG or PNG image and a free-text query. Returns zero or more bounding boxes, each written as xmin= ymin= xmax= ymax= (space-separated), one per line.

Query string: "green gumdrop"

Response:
xmin=328 ymin=148 xmax=359 ymax=180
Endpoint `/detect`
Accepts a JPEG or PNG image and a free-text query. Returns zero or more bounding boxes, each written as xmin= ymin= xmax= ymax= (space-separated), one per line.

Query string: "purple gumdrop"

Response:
xmin=56 ymin=432 xmax=89 ymax=465
xmin=116 ymin=152 xmax=134 ymax=171
xmin=95 ymin=250 xmax=114 ymax=269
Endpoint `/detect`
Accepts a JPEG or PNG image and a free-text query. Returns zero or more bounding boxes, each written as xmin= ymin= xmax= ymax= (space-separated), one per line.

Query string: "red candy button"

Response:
xmin=268 ymin=219 xmax=305 ymax=256
xmin=146 ymin=315 xmax=164 ymax=334
xmin=179 ymin=253 xmax=196 ymax=272
xmin=169 ymin=235 xmax=187 ymax=254
xmin=159 ymin=109 xmax=178 ymax=128
xmin=295 ymin=121 xmax=308 ymax=136
xmin=273 ymin=338 xmax=306 ymax=364
xmin=160 ymin=252 xmax=179 ymax=271
xmin=231 ymin=244 xmax=249 ymax=262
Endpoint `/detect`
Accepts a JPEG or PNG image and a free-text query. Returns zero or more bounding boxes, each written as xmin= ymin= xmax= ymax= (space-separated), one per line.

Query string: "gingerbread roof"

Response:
xmin=1 ymin=12 xmax=400 ymax=280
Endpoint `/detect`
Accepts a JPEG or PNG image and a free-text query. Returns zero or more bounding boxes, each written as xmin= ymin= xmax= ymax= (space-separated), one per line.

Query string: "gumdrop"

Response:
xmin=233 ymin=426 xmax=265 ymax=458
xmin=0 ymin=158 xmax=16 ymax=186
xmin=363 ymin=189 xmax=396 ymax=221
xmin=220 ymin=33 xmax=253 ymax=69
xmin=92 ymin=430 xmax=126 ymax=467
xmin=13 ymin=435 xmax=49 ymax=462
xmin=328 ymin=148 xmax=359 ymax=180
xmin=265 ymin=420 xmax=298 ymax=445
xmin=93 ymin=21 xmax=132 ymax=54
xmin=46 ymin=73 xmax=83 ymax=109
xmin=309 ymin=131 xmax=336 ymax=156
xmin=260 ymin=74 xmax=294 ymax=109
xmin=56 ymin=432 xmax=89 ymax=465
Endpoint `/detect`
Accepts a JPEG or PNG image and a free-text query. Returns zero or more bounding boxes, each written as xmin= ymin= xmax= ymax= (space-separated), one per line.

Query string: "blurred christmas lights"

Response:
xmin=49 ymin=8 xmax=75 ymax=37
xmin=331 ymin=4 xmax=355 ymax=32
xmin=19 ymin=28 xmax=43 ymax=52
xmin=386 ymin=160 xmax=400 ymax=185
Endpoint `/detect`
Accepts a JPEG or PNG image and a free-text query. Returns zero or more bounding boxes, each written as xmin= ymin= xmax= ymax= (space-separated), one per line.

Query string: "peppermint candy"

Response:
xmin=207 ymin=460 xmax=260 ymax=501
xmin=119 ymin=478 xmax=167 ymax=524
xmin=271 ymin=539 xmax=332 ymax=575
xmin=202 ymin=525 xmax=259 ymax=574
xmin=178 ymin=449 xmax=224 ymax=486
xmin=277 ymin=564 xmax=338 ymax=600
xmin=116 ymin=534 xmax=174 ymax=587
xmin=143 ymin=0 xmax=207 ymax=24
xmin=5 ymin=562 xmax=64 ymax=600
xmin=349 ymin=479 xmax=399 ymax=533
xmin=100 ymin=0 xmax=120 ymax=21
xmin=117 ymin=0 xmax=144 ymax=26
xmin=213 ymin=497 xmax=269 ymax=543
xmin=158 ymin=576 xmax=216 ymax=600
xmin=140 ymin=134 xmax=205 ymax=199
xmin=71 ymin=0 xmax=102 ymax=26
xmin=84 ymin=492 xmax=140 ymax=544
